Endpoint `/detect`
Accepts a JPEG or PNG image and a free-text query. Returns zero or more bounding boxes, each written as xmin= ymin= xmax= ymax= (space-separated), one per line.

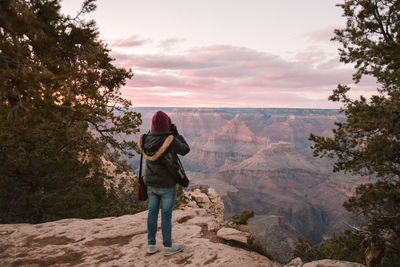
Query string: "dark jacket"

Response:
xmin=138 ymin=131 xmax=190 ymax=188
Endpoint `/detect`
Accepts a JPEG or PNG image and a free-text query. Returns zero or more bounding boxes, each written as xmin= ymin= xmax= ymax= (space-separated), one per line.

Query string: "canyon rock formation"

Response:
xmin=130 ymin=108 xmax=369 ymax=260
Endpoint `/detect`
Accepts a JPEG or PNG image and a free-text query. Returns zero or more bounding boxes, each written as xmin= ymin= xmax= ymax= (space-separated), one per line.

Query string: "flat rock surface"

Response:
xmin=0 ymin=208 xmax=279 ymax=267
xmin=0 ymin=188 xmax=366 ymax=267
xmin=217 ymin=227 xmax=250 ymax=245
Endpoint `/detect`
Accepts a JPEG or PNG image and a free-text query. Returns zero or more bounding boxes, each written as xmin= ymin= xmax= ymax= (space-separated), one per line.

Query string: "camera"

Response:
xmin=171 ymin=123 xmax=178 ymax=136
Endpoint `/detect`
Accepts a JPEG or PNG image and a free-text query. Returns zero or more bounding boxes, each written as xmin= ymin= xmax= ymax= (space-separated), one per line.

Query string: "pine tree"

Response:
xmin=309 ymin=1 xmax=400 ymax=266
xmin=0 ymin=0 xmax=143 ymax=223
xmin=293 ymin=230 xmax=365 ymax=264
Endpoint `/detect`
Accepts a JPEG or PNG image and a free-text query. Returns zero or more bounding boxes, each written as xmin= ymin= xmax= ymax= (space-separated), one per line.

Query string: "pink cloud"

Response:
xmin=110 ymin=34 xmax=152 ymax=48
xmin=111 ymin=42 xmax=376 ymax=108
xmin=158 ymin=38 xmax=186 ymax=50
xmin=295 ymin=49 xmax=327 ymax=64
xmin=126 ymin=73 xmax=218 ymax=90
xmin=317 ymin=58 xmax=342 ymax=70
xmin=114 ymin=52 xmax=215 ymax=70
xmin=305 ymin=25 xmax=338 ymax=43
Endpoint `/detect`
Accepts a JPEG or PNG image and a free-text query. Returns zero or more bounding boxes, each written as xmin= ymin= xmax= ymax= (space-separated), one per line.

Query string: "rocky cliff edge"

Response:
xmin=0 ymin=188 xmax=364 ymax=267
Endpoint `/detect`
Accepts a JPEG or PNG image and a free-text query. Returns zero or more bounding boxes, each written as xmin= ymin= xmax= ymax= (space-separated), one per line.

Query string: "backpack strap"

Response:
xmin=138 ymin=134 xmax=147 ymax=186
xmin=138 ymin=152 xmax=144 ymax=184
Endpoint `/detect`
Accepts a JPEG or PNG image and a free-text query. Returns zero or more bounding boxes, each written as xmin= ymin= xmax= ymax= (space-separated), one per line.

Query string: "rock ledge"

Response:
xmin=0 ymin=188 xmax=365 ymax=267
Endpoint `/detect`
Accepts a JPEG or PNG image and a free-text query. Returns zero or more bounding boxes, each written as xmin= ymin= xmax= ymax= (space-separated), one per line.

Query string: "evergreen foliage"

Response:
xmin=0 ymin=0 xmax=144 ymax=223
xmin=293 ymin=230 xmax=365 ymax=264
xmin=309 ymin=1 xmax=400 ymax=266
xmin=231 ymin=209 xmax=255 ymax=225
xmin=174 ymin=185 xmax=187 ymax=209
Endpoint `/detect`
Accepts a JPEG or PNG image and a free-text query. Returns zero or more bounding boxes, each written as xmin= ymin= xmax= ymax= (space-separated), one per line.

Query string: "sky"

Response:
xmin=60 ymin=0 xmax=377 ymax=109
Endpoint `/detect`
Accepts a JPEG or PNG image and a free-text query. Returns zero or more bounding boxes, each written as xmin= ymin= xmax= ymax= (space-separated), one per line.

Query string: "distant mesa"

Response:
xmin=236 ymin=142 xmax=318 ymax=172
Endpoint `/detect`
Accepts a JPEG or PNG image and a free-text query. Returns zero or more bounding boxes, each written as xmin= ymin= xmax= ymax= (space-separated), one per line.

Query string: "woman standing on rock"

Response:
xmin=138 ymin=111 xmax=190 ymax=256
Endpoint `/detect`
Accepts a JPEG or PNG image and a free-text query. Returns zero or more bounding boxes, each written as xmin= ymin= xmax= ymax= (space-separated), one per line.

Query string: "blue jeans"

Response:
xmin=147 ymin=186 xmax=176 ymax=247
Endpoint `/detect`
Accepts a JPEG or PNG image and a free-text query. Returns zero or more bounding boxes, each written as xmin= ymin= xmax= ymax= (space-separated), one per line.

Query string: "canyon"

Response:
xmin=129 ymin=107 xmax=369 ymax=261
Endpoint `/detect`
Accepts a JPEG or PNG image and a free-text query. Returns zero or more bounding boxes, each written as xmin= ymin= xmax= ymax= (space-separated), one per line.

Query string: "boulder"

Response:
xmin=217 ymin=227 xmax=250 ymax=246
xmin=186 ymin=200 xmax=199 ymax=209
xmin=183 ymin=188 xmax=225 ymax=222
xmin=284 ymin=257 xmax=303 ymax=266
xmin=193 ymin=193 xmax=209 ymax=204
xmin=303 ymin=260 xmax=365 ymax=267
xmin=207 ymin=187 xmax=219 ymax=200
xmin=207 ymin=188 xmax=225 ymax=217
xmin=186 ymin=189 xmax=211 ymax=210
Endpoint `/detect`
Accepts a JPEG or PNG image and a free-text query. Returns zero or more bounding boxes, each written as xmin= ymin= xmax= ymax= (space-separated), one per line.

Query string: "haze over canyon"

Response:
xmin=128 ymin=108 xmax=370 ymax=262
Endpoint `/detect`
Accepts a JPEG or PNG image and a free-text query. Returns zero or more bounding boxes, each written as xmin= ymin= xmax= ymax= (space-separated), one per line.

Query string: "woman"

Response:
xmin=138 ymin=111 xmax=190 ymax=256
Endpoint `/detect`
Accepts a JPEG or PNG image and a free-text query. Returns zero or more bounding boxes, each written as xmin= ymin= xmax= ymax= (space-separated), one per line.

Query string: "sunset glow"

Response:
xmin=61 ymin=0 xmax=377 ymax=108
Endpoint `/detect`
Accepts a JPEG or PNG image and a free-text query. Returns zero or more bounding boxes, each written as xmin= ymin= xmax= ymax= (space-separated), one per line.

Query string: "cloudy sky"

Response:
xmin=61 ymin=0 xmax=376 ymax=108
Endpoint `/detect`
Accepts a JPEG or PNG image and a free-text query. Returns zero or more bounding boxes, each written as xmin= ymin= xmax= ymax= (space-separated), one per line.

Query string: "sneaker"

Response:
xmin=146 ymin=244 xmax=158 ymax=254
xmin=164 ymin=244 xmax=183 ymax=256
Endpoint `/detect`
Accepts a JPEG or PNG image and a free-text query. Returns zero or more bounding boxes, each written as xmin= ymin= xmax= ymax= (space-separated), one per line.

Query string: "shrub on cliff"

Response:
xmin=232 ymin=209 xmax=255 ymax=225
xmin=0 ymin=0 xmax=143 ymax=223
xmin=174 ymin=185 xmax=187 ymax=209
xmin=309 ymin=1 xmax=400 ymax=266
xmin=293 ymin=230 xmax=365 ymax=264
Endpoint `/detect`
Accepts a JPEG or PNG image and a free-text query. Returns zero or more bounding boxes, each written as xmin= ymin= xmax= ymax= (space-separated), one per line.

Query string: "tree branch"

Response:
xmin=373 ymin=0 xmax=393 ymax=41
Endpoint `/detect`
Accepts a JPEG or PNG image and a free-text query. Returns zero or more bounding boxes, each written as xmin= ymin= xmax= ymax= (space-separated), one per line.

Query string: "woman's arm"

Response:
xmin=172 ymin=135 xmax=190 ymax=155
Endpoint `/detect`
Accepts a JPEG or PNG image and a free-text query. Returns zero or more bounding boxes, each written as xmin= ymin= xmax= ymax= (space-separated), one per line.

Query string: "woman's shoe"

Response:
xmin=146 ymin=244 xmax=158 ymax=254
xmin=164 ymin=244 xmax=183 ymax=256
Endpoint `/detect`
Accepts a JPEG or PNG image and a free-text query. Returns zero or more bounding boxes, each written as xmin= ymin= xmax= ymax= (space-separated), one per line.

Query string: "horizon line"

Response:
xmin=128 ymin=106 xmax=341 ymax=110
